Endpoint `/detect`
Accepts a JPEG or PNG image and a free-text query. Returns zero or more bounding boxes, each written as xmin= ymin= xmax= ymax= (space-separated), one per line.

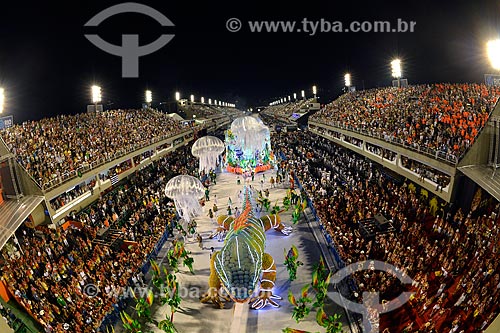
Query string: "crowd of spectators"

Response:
xmin=262 ymin=98 xmax=315 ymax=123
xmin=273 ymin=129 xmax=499 ymax=333
xmin=0 ymin=109 xmax=192 ymax=190
xmin=0 ymin=145 xmax=199 ymax=333
xmin=180 ymin=105 xmax=241 ymax=120
xmin=365 ymin=142 xmax=397 ymax=161
xmin=401 ymin=156 xmax=451 ymax=191
xmin=311 ymin=83 xmax=500 ymax=162
xmin=49 ymin=178 xmax=96 ymax=211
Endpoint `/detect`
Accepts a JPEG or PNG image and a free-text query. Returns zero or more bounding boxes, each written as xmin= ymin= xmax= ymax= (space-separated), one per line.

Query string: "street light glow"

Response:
xmin=0 ymin=88 xmax=4 ymax=114
xmin=345 ymin=73 xmax=351 ymax=87
xmin=301 ymin=90 xmax=305 ymax=98
xmin=201 ymin=97 xmax=205 ymax=104
xmin=391 ymin=59 xmax=402 ymax=78
xmin=145 ymin=90 xmax=152 ymax=104
xmin=208 ymin=98 xmax=212 ymax=104
xmin=190 ymin=94 xmax=194 ymax=103
xmin=175 ymin=91 xmax=180 ymax=101
xmin=487 ymin=39 xmax=500 ymax=70
xmin=312 ymin=85 xmax=317 ymax=95
xmin=293 ymin=93 xmax=297 ymax=100
xmin=91 ymin=85 xmax=102 ymax=104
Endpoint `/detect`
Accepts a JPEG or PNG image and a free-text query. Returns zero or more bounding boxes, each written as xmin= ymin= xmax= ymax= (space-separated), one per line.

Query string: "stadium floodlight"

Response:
xmin=190 ymin=94 xmax=194 ymax=103
xmin=487 ymin=39 xmax=500 ymax=70
xmin=288 ymin=95 xmax=291 ymax=101
xmin=293 ymin=92 xmax=297 ymax=100
xmin=214 ymin=99 xmax=217 ymax=105
xmin=312 ymin=85 xmax=317 ymax=96
xmin=175 ymin=91 xmax=180 ymax=101
xmin=391 ymin=59 xmax=402 ymax=78
xmin=91 ymin=85 xmax=102 ymax=104
xmin=201 ymin=97 xmax=205 ymax=104
xmin=0 ymin=88 xmax=4 ymax=114
xmin=301 ymin=90 xmax=305 ymax=99
xmin=145 ymin=90 xmax=152 ymax=104
xmin=345 ymin=73 xmax=351 ymax=87
xmin=208 ymin=98 xmax=212 ymax=104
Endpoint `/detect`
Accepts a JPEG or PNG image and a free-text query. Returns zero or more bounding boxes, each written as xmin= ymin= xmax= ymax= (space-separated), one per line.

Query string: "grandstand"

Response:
xmin=0 ymin=105 xmax=244 ymax=333
xmin=0 ymin=83 xmax=499 ymax=333
xmin=261 ymin=98 xmax=318 ymax=129
xmin=302 ymin=83 xmax=500 ymax=203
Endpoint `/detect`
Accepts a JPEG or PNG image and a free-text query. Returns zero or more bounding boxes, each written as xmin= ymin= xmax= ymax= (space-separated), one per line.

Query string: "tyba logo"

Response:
xmin=84 ymin=2 xmax=175 ymax=78
xmin=330 ymin=260 xmax=415 ymax=332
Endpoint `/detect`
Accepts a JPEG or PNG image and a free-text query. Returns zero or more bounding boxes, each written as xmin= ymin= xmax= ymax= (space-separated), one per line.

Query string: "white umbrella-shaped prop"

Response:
xmin=192 ymin=136 xmax=225 ymax=173
xmin=165 ymin=175 xmax=205 ymax=223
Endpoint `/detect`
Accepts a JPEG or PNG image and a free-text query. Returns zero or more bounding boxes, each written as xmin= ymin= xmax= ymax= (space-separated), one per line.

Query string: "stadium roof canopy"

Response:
xmin=458 ymin=165 xmax=500 ymax=202
xmin=0 ymin=196 xmax=44 ymax=250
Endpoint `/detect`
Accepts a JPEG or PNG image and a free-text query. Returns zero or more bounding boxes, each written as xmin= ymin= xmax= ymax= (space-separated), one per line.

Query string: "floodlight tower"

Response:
xmin=391 ymin=59 xmax=402 ymax=87
xmin=487 ymin=39 xmax=500 ymax=70
xmin=145 ymin=90 xmax=152 ymax=108
xmin=0 ymin=88 xmax=4 ymax=114
xmin=345 ymin=73 xmax=351 ymax=88
xmin=91 ymin=85 xmax=102 ymax=111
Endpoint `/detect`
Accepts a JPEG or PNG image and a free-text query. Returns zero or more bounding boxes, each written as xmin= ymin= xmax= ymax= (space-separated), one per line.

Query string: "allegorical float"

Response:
xmin=225 ymin=116 xmax=274 ymax=174
xmin=201 ymin=186 xmax=292 ymax=310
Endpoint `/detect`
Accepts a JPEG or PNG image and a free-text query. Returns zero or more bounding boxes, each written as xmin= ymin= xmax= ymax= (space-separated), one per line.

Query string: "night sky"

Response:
xmin=0 ymin=0 xmax=499 ymax=122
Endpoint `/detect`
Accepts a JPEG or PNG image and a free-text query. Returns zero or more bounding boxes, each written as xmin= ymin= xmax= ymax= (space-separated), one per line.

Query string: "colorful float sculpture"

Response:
xmin=201 ymin=186 xmax=292 ymax=309
xmin=225 ymin=116 xmax=274 ymax=173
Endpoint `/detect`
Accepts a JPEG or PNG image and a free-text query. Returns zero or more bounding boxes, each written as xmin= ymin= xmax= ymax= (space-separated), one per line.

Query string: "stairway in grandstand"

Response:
xmin=92 ymin=227 xmax=125 ymax=250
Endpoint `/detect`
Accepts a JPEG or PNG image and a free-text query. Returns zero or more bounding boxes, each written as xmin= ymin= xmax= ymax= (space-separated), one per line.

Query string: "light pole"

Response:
xmin=145 ymin=90 xmax=152 ymax=108
xmin=487 ymin=39 xmax=500 ymax=70
xmin=0 ymin=88 xmax=4 ymax=114
xmin=345 ymin=73 xmax=351 ymax=88
xmin=391 ymin=59 xmax=402 ymax=87
xmin=91 ymin=85 xmax=102 ymax=111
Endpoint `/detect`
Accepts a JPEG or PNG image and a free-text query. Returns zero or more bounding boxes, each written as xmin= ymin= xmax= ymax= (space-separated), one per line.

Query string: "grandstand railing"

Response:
xmin=39 ymin=128 xmax=196 ymax=192
xmin=309 ymin=121 xmax=460 ymax=165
